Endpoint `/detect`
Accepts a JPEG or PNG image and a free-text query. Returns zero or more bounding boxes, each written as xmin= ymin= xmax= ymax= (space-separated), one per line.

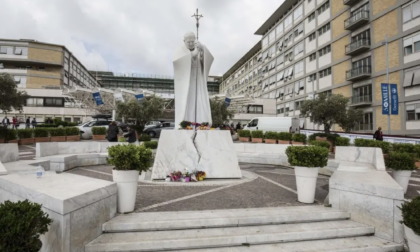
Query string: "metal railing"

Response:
xmin=353 ymin=123 xmax=373 ymax=131
xmin=346 ymin=66 xmax=372 ymax=80
xmin=345 ymin=10 xmax=369 ymax=29
xmin=345 ymin=39 xmax=371 ymax=54
xmin=351 ymin=94 xmax=372 ymax=105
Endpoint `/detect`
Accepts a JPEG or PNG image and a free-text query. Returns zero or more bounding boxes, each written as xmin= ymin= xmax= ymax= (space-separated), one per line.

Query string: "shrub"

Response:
xmin=17 ymin=129 xmax=33 ymax=139
xmin=308 ymin=133 xmax=340 ymax=145
xmin=65 ymin=127 xmax=79 ymax=136
xmin=309 ymin=140 xmax=330 ymax=149
xmin=144 ymin=141 xmax=158 ymax=149
xmin=107 ymin=144 xmax=153 ymax=173
xmin=393 ymin=143 xmax=418 ymax=159
xmin=49 ymin=128 xmax=65 ymax=137
xmin=179 ymin=121 xmax=191 ymax=129
xmin=238 ymin=130 xmax=251 ymax=138
xmin=335 ymin=137 xmax=350 ymax=146
xmin=399 ymin=196 xmax=420 ymax=235
xmin=0 ymin=127 xmax=8 ymax=139
xmin=264 ymin=131 xmax=278 ymax=140
xmin=67 ymin=122 xmax=78 ymax=127
xmin=0 ymin=200 xmax=53 ymax=252
xmin=118 ymin=137 xmax=126 ymax=142
xmin=278 ymin=132 xmax=292 ymax=141
xmin=286 ymin=146 xmax=329 ymax=168
xmin=385 ymin=152 xmax=416 ymax=171
xmin=354 ymin=138 xmax=391 ymax=154
xmin=34 ymin=128 xmax=49 ymax=138
xmin=292 ymin=133 xmax=307 ymax=143
xmin=38 ymin=124 xmax=58 ymax=128
xmin=6 ymin=129 xmax=17 ymax=141
xmin=92 ymin=126 xmax=106 ymax=135
xmin=251 ymin=130 xmax=264 ymax=139
xmin=139 ymin=134 xmax=151 ymax=142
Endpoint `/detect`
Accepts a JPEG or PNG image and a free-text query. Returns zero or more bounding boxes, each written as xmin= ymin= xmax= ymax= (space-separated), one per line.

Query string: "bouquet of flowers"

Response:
xmin=195 ymin=171 xmax=206 ymax=181
xmin=184 ymin=168 xmax=192 ymax=182
xmin=169 ymin=171 xmax=182 ymax=181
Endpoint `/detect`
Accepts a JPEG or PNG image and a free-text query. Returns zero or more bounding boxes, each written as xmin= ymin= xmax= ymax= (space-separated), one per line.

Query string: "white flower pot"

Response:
xmin=404 ymin=224 xmax=420 ymax=251
xmin=294 ymin=166 xmax=319 ymax=204
xmin=392 ymin=170 xmax=412 ymax=193
xmin=112 ymin=170 xmax=139 ymax=213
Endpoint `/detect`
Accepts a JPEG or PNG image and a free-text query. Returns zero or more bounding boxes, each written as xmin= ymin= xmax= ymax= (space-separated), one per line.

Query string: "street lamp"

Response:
xmin=382 ymin=35 xmax=391 ymax=135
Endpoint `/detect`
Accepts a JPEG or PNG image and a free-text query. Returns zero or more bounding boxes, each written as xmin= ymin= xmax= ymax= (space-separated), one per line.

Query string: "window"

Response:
xmin=317 ymin=1 xmax=330 ymax=15
xmin=308 ymin=32 xmax=316 ymax=42
xmin=294 ymin=5 xmax=303 ymax=21
xmin=294 ymin=22 xmax=304 ymax=37
xmin=351 ymin=29 xmax=370 ymax=44
xmin=269 ymin=29 xmax=276 ymax=44
xmin=277 ymin=55 xmax=284 ymax=65
xmin=308 ymin=53 xmax=316 ymax=62
xmin=406 ymin=103 xmax=420 ymax=120
xmin=403 ymin=1 xmax=420 ymax=23
xmin=318 ymin=45 xmax=331 ymax=57
xmin=262 ymin=36 xmax=269 ymax=48
xmin=353 ymin=85 xmax=372 ymax=99
xmin=319 ymin=67 xmax=332 ymax=78
xmin=287 ymin=67 xmax=294 ymax=77
xmin=284 ymin=32 xmax=293 ymax=45
xmin=0 ymin=46 xmax=7 ymax=54
xmin=295 ymin=80 xmax=305 ymax=94
xmin=294 ymin=41 xmax=304 ymax=55
xmin=308 ymin=12 xmax=316 ymax=22
xmin=318 ymin=23 xmax=330 ymax=36
xmin=26 ymin=98 xmax=43 ymax=107
xmin=295 ymin=100 xmax=305 ymax=110
xmin=308 ymin=73 xmax=317 ymax=81
xmin=14 ymin=48 xmax=22 ymax=55
xmin=277 ymin=71 xmax=285 ymax=81
xmin=277 ymin=104 xmax=285 ymax=114
xmin=44 ymin=98 xmax=64 ymax=107
xmin=294 ymin=61 xmax=304 ymax=74
xmin=276 ymin=22 xmax=284 ymax=37
xmin=285 ymin=50 xmax=293 ymax=61
xmin=285 ymin=14 xmax=293 ymax=28
xmin=352 ymin=57 xmax=371 ymax=69
xmin=404 ymin=33 xmax=420 ymax=56
xmin=403 ymin=67 xmax=420 ymax=87
xmin=269 ymin=45 xmax=276 ymax=57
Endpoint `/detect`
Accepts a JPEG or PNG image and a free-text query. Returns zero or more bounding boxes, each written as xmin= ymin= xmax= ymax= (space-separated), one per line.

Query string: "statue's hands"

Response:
xmin=195 ymin=41 xmax=204 ymax=51
xmin=191 ymin=48 xmax=199 ymax=57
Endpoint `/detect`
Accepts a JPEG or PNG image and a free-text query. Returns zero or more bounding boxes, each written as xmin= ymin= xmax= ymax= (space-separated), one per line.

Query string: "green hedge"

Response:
xmin=385 ymin=152 xmax=416 ymax=171
xmin=49 ymin=128 xmax=65 ymax=137
xmin=238 ymin=130 xmax=251 ymax=138
xmin=399 ymin=196 xmax=420 ymax=236
xmin=6 ymin=129 xmax=17 ymax=141
xmin=0 ymin=127 xmax=7 ymax=139
xmin=139 ymin=134 xmax=151 ymax=142
xmin=17 ymin=129 xmax=33 ymax=139
xmin=65 ymin=127 xmax=79 ymax=136
xmin=286 ymin=146 xmax=329 ymax=168
xmin=335 ymin=137 xmax=350 ymax=146
xmin=309 ymin=140 xmax=330 ymax=149
xmin=34 ymin=128 xmax=49 ymax=138
xmin=392 ymin=143 xmax=419 ymax=159
xmin=92 ymin=127 xmax=106 ymax=135
xmin=251 ymin=130 xmax=264 ymax=139
xmin=354 ymin=138 xmax=391 ymax=154
xmin=107 ymin=144 xmax=153 ymax=172
xmin=144 ymin=141 xmax=158 ymax=149
xmin=292 ymin=133 xmax=307 ymax=143
xmin=308 ymin=133 xmax=341 ymax=146
xmin=278 ymin=132 xmax=292 ymax=141
xmin=38 ymin=124 xmax=58 ymax=128
xmin=118 ymin=137 xmax=127 ymax=142
xmin=264 ymin=131 xmax=278 ymax=140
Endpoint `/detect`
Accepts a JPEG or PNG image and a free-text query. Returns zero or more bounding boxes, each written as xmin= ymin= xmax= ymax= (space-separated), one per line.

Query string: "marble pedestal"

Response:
xmin=151 ymin=130 xmax=242 ymax=179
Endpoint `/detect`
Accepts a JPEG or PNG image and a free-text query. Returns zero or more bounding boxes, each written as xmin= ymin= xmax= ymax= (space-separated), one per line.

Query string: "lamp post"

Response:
xmin=382 ymin=35 xmax=391 ymax=134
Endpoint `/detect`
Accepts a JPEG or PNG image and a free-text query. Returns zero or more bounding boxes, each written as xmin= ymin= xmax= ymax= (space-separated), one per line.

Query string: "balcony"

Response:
xmin=343 ymin=0 xmax=360 ymax=5
xmin=345 ymin=11 xmax=370 ymax=30
xmin=349 ymin=95 xmax=372 ymax=106
xmin=346 ymin=66 xmax=371 ymax=81
xmin=345 ymin=39 xmax=371 ymax=56
xmin=353 ymin=123 xmax=373 ymax=131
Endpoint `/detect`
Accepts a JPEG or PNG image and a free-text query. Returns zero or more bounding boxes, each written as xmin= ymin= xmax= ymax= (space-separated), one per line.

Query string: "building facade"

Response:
xmin=220 ymin=0 xmax=420 ymax=136
xmin=0 ymin=38 xmax=101 ymax=123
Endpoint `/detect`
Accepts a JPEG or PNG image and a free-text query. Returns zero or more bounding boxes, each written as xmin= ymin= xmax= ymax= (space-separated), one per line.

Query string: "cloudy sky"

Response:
xmin=0 ymin=0 xmax=283 ymax=76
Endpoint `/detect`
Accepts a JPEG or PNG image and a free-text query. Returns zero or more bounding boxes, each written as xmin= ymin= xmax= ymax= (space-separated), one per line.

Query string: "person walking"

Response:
xmin=12 ymin=117 xmax=17 ymax=129
xmin=107 ymin=121 xmax=119 ymax=142
xmin=31 ymin=118 xmax=37 ymax=128
xmin=2 ymin=117 xmax=9 ymax=128
xmin=123 ymin=126 xmax=137 ymax=143
xmin=373 ymin=127 xmax=383 ymax=141
xmin=26 ymin=117 xmax=31 ymax=128
xmin=236 ymin=122 xmax=241 ymax=131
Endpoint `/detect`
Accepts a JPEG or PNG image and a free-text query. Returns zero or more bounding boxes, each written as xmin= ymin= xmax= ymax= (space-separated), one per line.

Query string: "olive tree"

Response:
xmin=116 ymin=95 xmax=164 ymax=128
xmin=0 ymin=73 xmax=29 ymax=115
xmin=210 ymin=97 xmax=234 ymax=127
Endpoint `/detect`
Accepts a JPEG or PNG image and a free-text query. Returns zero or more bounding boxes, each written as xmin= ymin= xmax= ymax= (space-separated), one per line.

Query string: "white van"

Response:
xmin=243 ymin=117 xmax=300 ymax=133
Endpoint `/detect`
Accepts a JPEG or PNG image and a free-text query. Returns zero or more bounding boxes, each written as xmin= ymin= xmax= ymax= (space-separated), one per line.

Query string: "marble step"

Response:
xmin=176 ymin=236 xmax=403 ymax=252
xmin=103 ymin=206 xmax=350 ymax=232
xmin=85 ymin=220 xmax=373 ymax=252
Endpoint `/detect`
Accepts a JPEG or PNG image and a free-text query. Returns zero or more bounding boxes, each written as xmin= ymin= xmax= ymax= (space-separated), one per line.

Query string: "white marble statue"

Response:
xmin=173 ymin=32 xmax=214 ymax=128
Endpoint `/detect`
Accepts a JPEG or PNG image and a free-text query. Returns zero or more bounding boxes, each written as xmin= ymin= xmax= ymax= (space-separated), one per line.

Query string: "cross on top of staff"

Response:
xmin=191 ymin=9 xmax=203 ymax=40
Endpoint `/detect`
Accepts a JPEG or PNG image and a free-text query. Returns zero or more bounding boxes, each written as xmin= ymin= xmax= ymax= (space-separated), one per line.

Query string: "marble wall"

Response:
xmin=0 ymin=143 xmax=19 ymax=163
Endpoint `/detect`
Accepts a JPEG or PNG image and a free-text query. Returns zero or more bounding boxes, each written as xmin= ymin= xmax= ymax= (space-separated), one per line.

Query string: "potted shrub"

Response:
xmin=399 ymin=197 xmax=420 ymax=251
xmin=238 ymin=130 xmax=251 ymax=142
xmin=278 ymin=132 xmax=292 ymax=144
xmin=144 ymin=141 xmax=158 ymax=149
xmin=309 ymin=140 xmax=330 ymax=151
xmin=92 ymin=126 xmax=107 ymax=140
xmin=139 ymin=134 xmax=152 ymax=142
xmin=355 ymin=138 xmax=391 ymax=155
xmin=0 ymin=200 xmax=53 ymax=251
xmin=65 ymin=127 xmax=80 ymax=141
xmin=17 ymin=128 xmax=34 ymax=145
xmin=264 ymin=131 xmax=277 ymax=144
xmin=251 ymin=130 xmax=264 ymax=143
xmin=292 ymin=133 xmax=307 ymax=145
xmin=34 ymin=128 xmax=50 ymax=143
xmin=334 ymin=137 xmax=350 ymax=153
xmin=386 ymin=152 xmax=416 ymax=193
xmin=286 ymin=146 xmax=329 ymax=203
xmin=6 ymin=129 xmax=18 ymax=143
xmin=49 ymin=128 xmax=66 ymax=142
xmin=393 ymin=143 xmax=420 ymax=168
xmin=107 ymin=144 xmax=153 ymax=213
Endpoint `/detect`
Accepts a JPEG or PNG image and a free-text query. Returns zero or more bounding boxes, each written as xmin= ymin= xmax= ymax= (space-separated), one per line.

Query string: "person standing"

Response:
xmin=31 ymin=118 xmax=37 ymax=128
xmin=107 ymin=121 xmax=119 ymax=142
xmin=123 ymin=126 xmax=137 ymax=143
xmin=2 ymin=117 xmax=8 ymax=128
xmin=26 ymin=117 xmax=30 ymax=128
xmin=236 ymin=122 xmax=241 ymax=131
xmin=12 ymin=117 xmax=17 ymax=129
xmin=373 ymin=127 xmax=383 ymax=141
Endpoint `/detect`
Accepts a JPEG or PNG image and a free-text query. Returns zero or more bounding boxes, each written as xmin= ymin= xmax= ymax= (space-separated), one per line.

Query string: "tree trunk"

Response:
xmin=324 ymin=123 xmax=331 ymax=134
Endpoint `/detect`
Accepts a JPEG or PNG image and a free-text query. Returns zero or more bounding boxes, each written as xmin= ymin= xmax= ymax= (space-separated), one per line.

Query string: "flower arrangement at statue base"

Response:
xmin=167 ymin=169 xmax=206 ymax=182
xmin=195 ymin=171 xmax=206 ymax=181
xmin=179 ymin=121 xmax=210 ymax=130
xmin=169 ymin=171 xmax=182 ymax=182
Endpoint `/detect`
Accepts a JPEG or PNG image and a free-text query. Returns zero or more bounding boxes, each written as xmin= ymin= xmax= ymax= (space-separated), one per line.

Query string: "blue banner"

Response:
xmin=381 ymin=84 xmax=389 ymax=115
xmin=390 ymin=84 xmax=398 ymax=115
xmin=92 ymin=92 xmax=104 ymax=106
xmin=135 ymin=94 xmax=144 ymax=101
xmin=225 ymin=97 xmax=231 ymax=107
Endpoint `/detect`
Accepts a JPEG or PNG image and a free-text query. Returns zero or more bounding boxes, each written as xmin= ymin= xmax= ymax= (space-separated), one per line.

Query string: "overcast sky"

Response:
xmin=0 ymin=0 xmax=283 ymax=76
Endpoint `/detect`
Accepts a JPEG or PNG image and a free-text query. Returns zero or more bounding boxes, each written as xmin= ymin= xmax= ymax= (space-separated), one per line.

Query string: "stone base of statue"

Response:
xmin=151 ymin=130 xmax=242 ymax=180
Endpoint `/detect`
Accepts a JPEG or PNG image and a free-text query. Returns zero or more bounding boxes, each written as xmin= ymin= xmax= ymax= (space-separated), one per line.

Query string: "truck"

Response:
xmin=243 ymin=117 xmax=300 ymax=133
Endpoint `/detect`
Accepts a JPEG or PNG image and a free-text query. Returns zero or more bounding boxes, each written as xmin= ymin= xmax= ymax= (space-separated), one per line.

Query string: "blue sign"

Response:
xmin=381 ymin=84 xmax=389 ymax=115
xmin=390 ymin=84 xmax=398 ymax=115
xmin=225 ymin=97 xmax=231 ymax=107
xmin=135 ymin=94 xmax=144 ymax=101
xmin=92 ymin=92 xmax=104 ymax=106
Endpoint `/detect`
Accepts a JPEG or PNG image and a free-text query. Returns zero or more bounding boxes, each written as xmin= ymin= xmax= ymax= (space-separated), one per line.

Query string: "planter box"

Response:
xmin=0 ymin=138 xmax=4 ymax=143
xmin=18 ymin=138 xmax=35 ymax=145
xmin=66 ymin=135 xmax=80 ymax=142
xmin=315 ymin=137 xmax=327 ymax=141
xmin=239 ymin=137 xmax=250 ymax=142
xmin=7 ymin=139 xmax=18 ymax=144
xmin=292 ymin=141 xmax=304 ymax=145
xmin=265 ymin=139 xmax=277 ymax=144
xmin=93 ymin=135 xmax=107 ymax=141
xmin=51 ymin=136 xmax=66 ymax=142
xmin=278 ymin=140 xmax=290 ymax=145
xmin=252 ymin=138 xmax=263 ymax=143
xmin=35 ymin=137 xmax=50 ymax=143
xmin=416 ymin=161 xmax=420 ymax=169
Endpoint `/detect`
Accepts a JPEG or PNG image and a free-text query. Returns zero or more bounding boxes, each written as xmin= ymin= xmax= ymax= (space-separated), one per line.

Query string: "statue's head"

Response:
xmin=184 ymin=32 xmax=196 ymax=50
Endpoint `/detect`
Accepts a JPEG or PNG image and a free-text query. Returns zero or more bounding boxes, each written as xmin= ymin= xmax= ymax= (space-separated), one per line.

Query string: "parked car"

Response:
xmin=78 ymin=120 xmax=111 ymax=139
xmin=142 ymin=122 xmax=175 ymax=138
xmin=144 ymin=121 xmax=162 ymax=129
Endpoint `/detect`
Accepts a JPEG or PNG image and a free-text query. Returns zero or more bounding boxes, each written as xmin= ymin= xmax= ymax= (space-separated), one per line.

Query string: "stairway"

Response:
xmin=85 ymin=206 xmax=403 ymax=252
